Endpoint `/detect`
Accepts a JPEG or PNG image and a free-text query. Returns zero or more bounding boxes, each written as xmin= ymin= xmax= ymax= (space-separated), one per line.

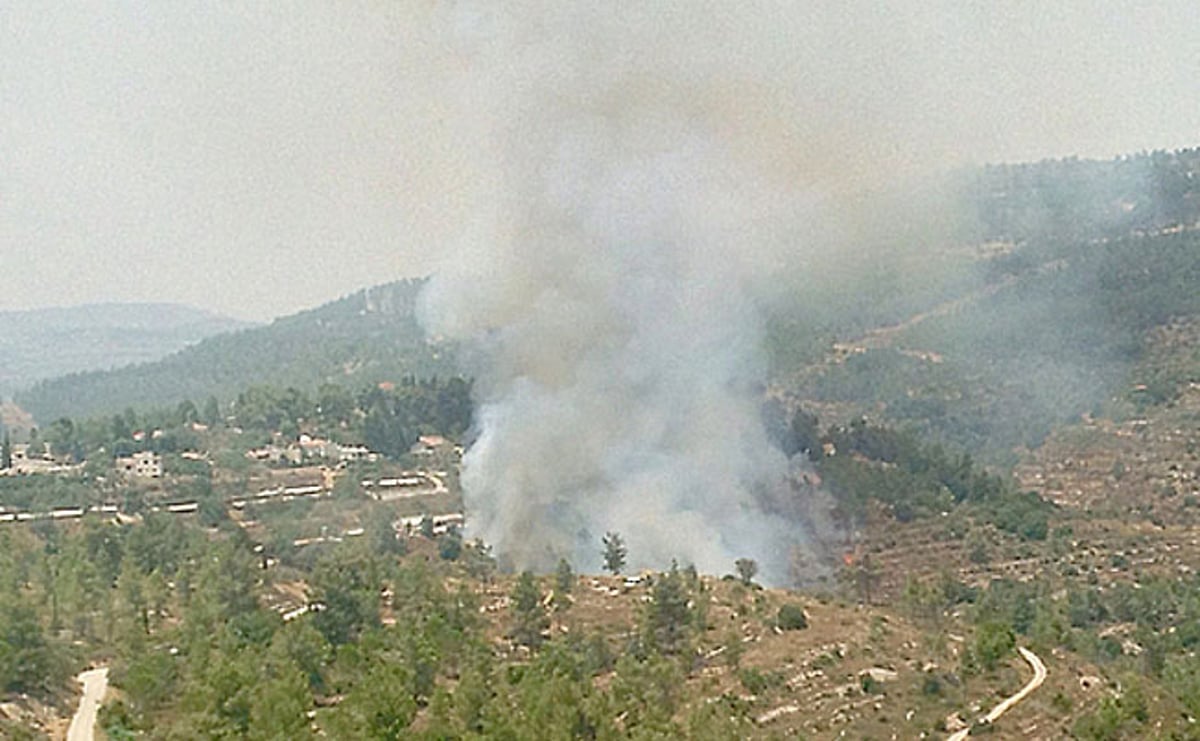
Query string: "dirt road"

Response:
xmin=67 ymin=667 xmax=108 ymax=741
xmin=948 ymin=647 xmax=1046 ymax=740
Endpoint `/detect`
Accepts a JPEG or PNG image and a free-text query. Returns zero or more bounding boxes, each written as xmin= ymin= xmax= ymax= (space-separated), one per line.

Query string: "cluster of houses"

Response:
xmin=1 ymin=441 xmax=164 ymax=480
xmin=244 ymin=433 xmax=457 ymax=467
xmin=2 ymin=442 xmax=82 ymax=476
xmin=2 ymin=422 xmax=467 ymax=552
xmin=245 ymin=434 xmax=378 ymax=466
xmin=396 ymin=511 xmax=465 ymax=536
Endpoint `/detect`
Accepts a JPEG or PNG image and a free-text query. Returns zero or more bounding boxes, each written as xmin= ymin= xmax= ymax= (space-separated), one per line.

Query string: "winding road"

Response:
xmin=67 ymin=667 xmax=108 ymax=741
xmin=948 ymin=647 xmax=1046 ymax=740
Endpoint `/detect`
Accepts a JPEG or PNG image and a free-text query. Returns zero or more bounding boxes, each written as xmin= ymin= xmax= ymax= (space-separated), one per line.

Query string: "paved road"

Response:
xmin=948 ymin=647 xmax=1046 ymax=740
xmin=67 ymin=667 xmax=108 ymax=741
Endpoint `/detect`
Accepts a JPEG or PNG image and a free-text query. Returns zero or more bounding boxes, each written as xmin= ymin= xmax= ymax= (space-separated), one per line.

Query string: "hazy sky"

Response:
xmin=2 ymin=2 xmax=1198 ymax=321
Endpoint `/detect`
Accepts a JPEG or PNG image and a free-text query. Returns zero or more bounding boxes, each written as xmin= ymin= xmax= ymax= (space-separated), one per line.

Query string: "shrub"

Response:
xmin=973 ymin=621 xmax=1015 ymax=672
xmin=738 ymin=668 xmax=783 ymax=695
xmin=921 ymin=674 xmax=942 ymax=696
xmin=777 ymin=604 xmax=809 ymax=631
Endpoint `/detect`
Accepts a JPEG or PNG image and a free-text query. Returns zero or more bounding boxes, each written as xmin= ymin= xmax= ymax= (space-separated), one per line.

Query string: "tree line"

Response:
xmin=7 ymin=375 xmax=472 ymax=467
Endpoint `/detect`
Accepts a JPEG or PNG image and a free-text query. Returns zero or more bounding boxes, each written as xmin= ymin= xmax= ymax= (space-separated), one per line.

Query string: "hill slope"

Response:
xmin=0 ymin=303 xmax=251 ymax=398
xmin=786 ymin=226 xmax=1200 ymax=462
xmin=15 ymin=280 xmax=458 ymax=423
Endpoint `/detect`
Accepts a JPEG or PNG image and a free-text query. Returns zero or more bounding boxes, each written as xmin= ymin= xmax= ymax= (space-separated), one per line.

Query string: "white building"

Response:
xmin=7 ymin=443 xmax=64 ymax=475
xmin=116 ymin=451 xmax=163 ymax=479
xmin=337 ymin=444 xmax=376 ymax=463
xmin=410 ymin=434 xmax=449 ymax=457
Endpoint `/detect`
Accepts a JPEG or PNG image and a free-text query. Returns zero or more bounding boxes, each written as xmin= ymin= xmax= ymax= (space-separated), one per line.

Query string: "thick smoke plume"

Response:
xmin=417 ymin=1 xmax=1200 ymax=580
xmin=417 ymin=4 xmax=848 ymax=583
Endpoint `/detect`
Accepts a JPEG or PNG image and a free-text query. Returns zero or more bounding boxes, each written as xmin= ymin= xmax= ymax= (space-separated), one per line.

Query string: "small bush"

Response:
xmin=921 ymin=674 xmax=942 ymax=696
xmin=810 ymin=651 xmax=840 ymax=670
xmin=739 ymin=668 xmax=770 ymax=694
xmin=777 ymin=604 xmax=808 ymax=631
xmin=1051 ymin=691 xmax=1073 ymax=713
xmin=739 ymin=667 xmax=784 ymax=695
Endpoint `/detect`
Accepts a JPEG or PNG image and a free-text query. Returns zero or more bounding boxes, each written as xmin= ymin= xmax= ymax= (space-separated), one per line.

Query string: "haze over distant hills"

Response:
xmin=13 ymin=147 xmax=1200 ymax=439
xmin=14 ymin=280 xmax=458 ymax=424
xmin=0 ymin=303 xmax=252 ymax=398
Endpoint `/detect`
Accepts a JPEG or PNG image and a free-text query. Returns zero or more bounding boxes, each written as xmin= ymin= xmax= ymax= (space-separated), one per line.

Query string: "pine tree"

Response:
xmin=645 ymin=562 xmax=693 ymax=655
xmin=602 ymin=532 xmax=627 ymax=576
xmin=510 ymin=571 xmax=548 ymax=647
xmin=555 ymin=558 xmax=574 ymax=595
xmin=553 ymin=558 xmax=574 ymax=612
xmin=201 ymin=396 xmax=222 ymax=427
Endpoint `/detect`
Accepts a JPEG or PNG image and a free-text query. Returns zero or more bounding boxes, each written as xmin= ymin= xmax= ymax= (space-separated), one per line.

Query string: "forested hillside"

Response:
xmin=16 ymin=280 xmax=458 ymax=424
xmin=790 ymin=227 xmax=1200 ymax=461
xmin=778 ymin=147 xmax=1200 ymax=462
xmin=962 ymin=146 xmax=1200 ymax=243
xmin=0 ymin=303 xmax=250 ymax=397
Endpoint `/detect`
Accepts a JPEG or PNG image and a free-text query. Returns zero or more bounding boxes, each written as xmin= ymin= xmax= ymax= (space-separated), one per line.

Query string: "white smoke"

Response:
xmin=418 ymin=3 xmax=858 ymax=582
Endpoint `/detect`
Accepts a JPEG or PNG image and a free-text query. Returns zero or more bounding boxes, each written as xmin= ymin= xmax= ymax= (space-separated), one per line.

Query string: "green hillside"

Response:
xmin=0 ymin=303 xmax=252 ymax=397
xmin=787 ymin=228 xmax=1200 ymax=461
xmin=773 ymin=147 xmax=1200 ymax=461
xmin=16 ymin=280 xmax=458 ymax=424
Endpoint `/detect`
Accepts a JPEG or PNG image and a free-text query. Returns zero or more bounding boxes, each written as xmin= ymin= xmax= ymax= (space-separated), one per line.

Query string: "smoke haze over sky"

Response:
xmin=1 ymin=1 xmax=1198 ymax=320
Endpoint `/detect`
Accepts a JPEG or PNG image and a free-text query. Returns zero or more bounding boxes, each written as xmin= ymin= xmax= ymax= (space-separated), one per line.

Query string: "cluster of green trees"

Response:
xmin=779 ymin=412 xmax=1053 ymax=540
xmin=88 ymin=513 xmax=753 ymax=739
xmin=0 ymin=476 xmax=100 ymax=513
xmin=227 ymin=375 xmax=472 ymax=452
xmin=0 ymin=528 xmax=74 ymax=697
xmin=9 ymin=375 xmax=472 ymax=477
xmin=901 ymin=566 xmax=1200 ymax=739
xmin=0 ymin=514 xmax=228 ymax=707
